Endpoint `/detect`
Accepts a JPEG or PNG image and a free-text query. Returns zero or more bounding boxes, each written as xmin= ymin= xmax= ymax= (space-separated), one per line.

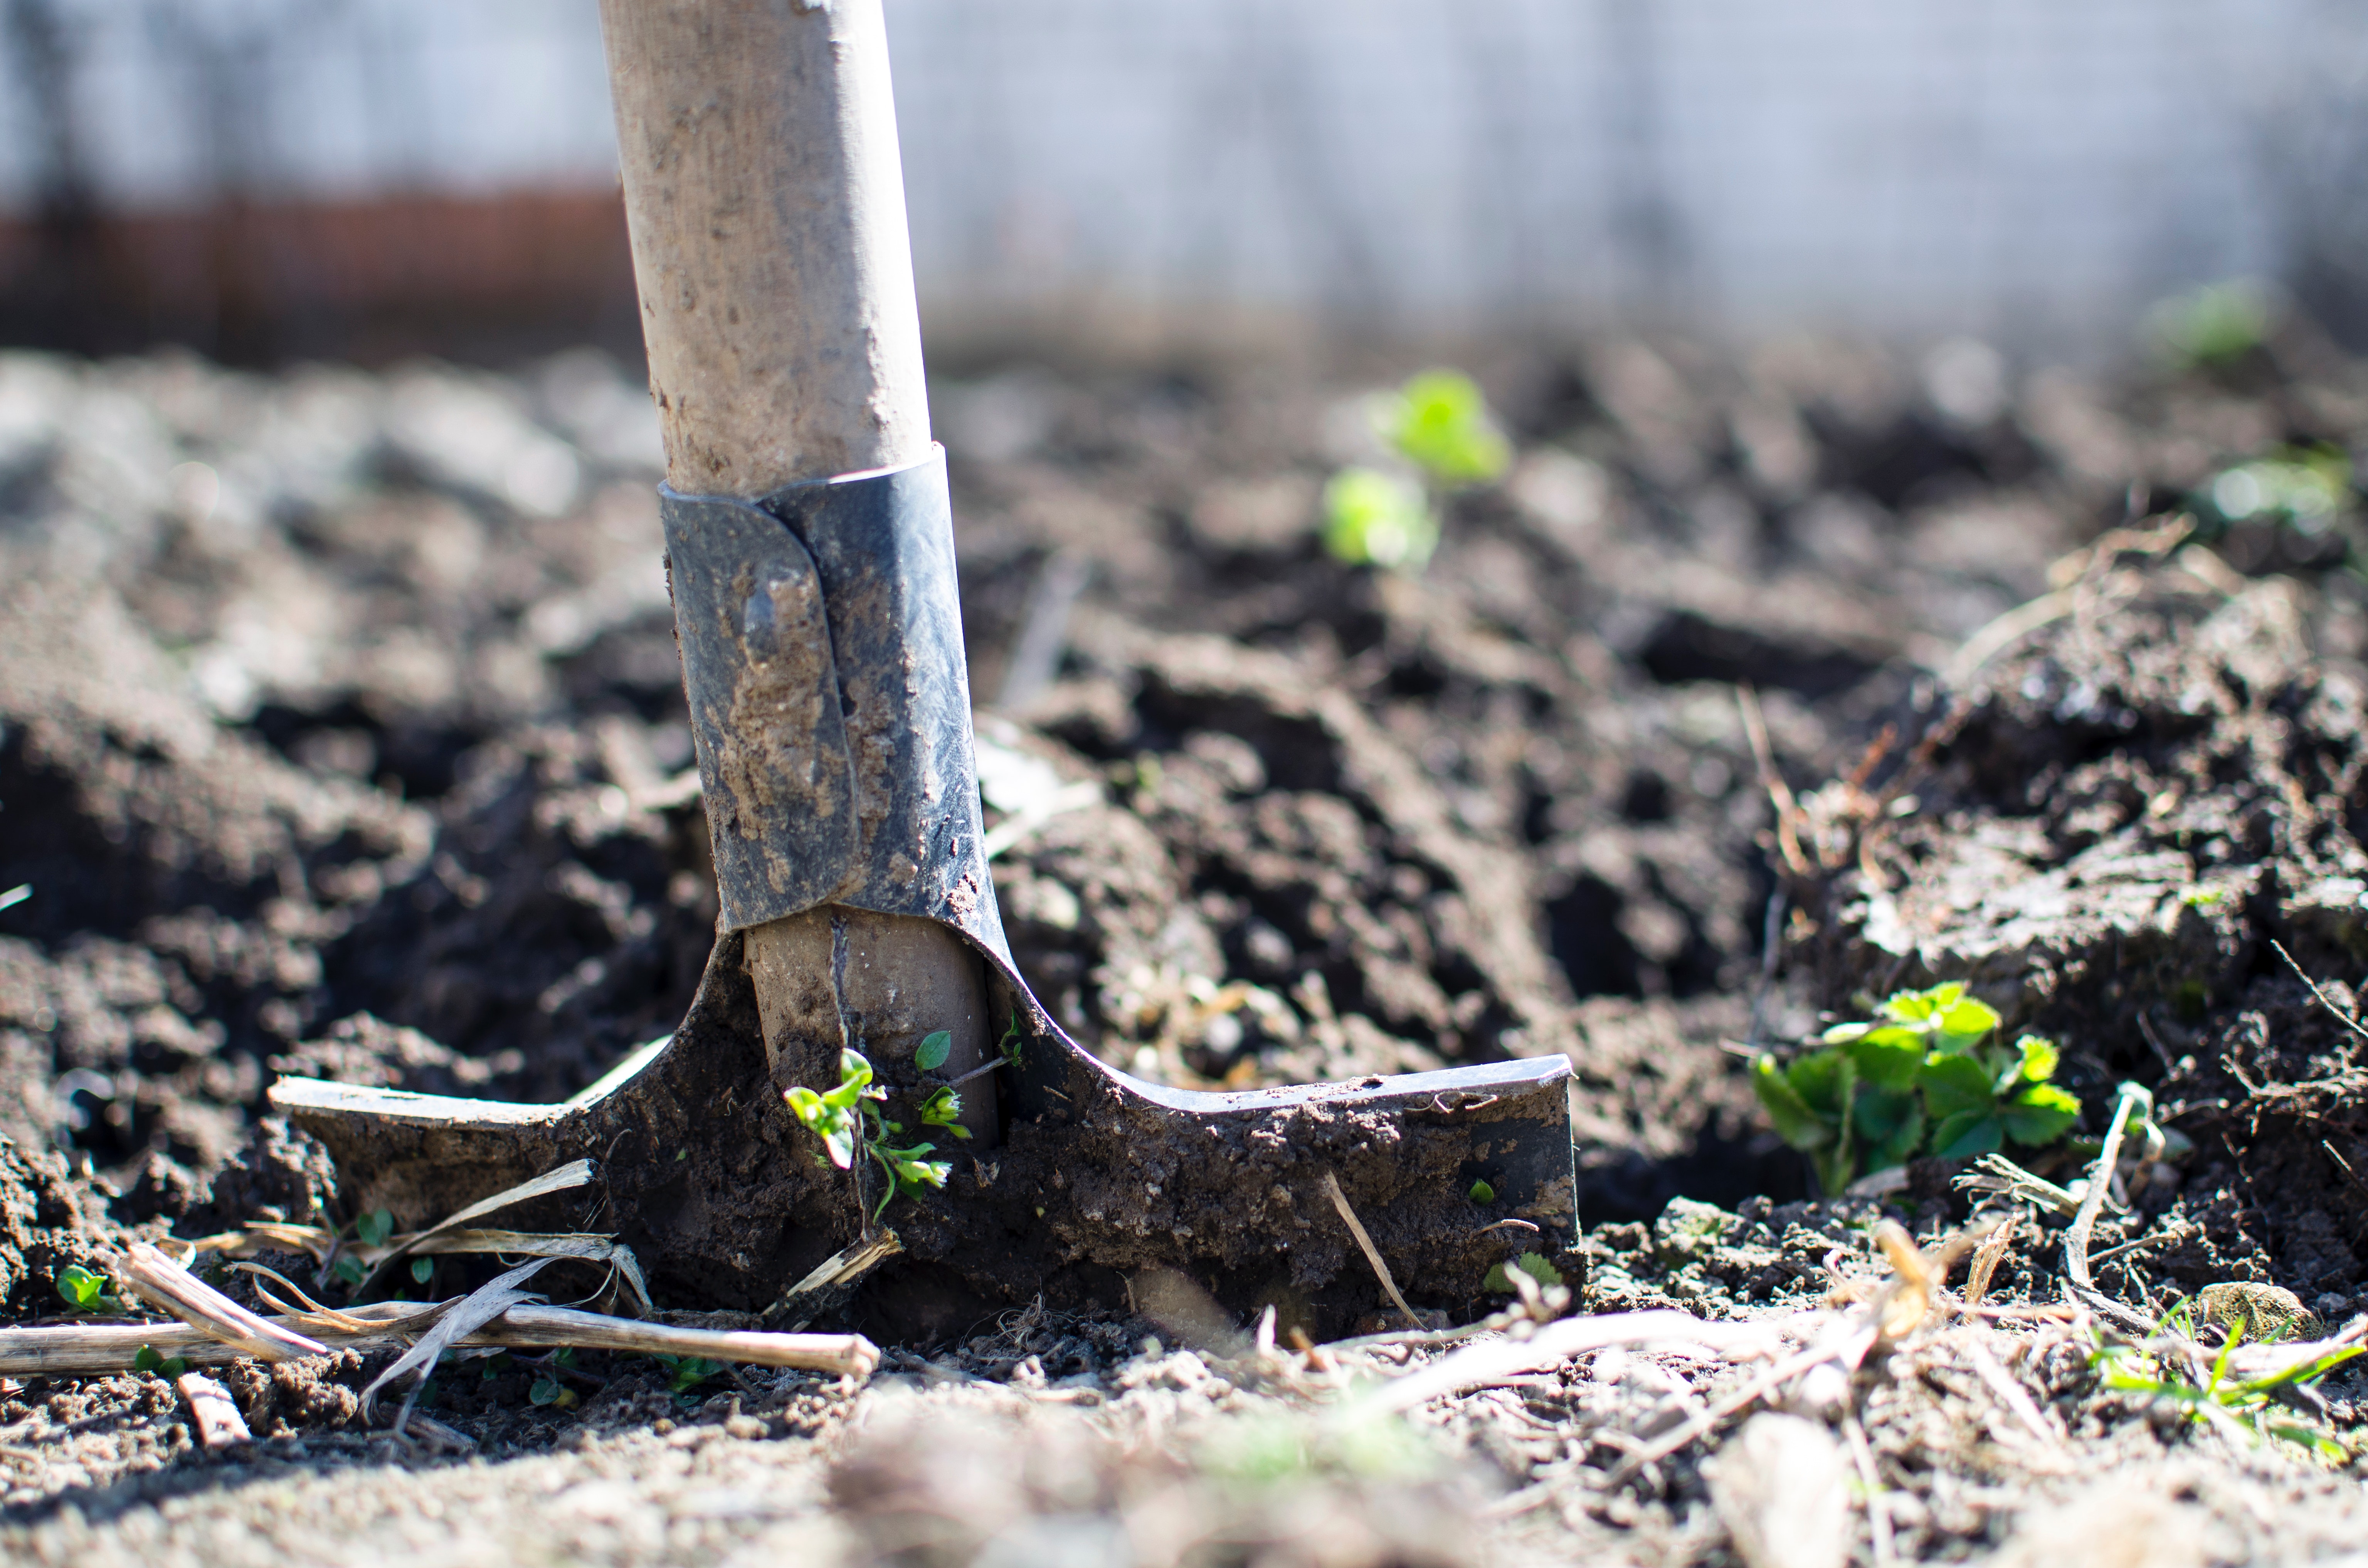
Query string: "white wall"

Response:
xmin=2 ymin=0 xmax=2356 ymax=348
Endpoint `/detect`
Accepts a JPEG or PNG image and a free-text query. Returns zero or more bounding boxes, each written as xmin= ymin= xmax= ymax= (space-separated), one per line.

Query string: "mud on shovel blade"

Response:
xmin=268 ymin=0 xmax=1578 ymax=1334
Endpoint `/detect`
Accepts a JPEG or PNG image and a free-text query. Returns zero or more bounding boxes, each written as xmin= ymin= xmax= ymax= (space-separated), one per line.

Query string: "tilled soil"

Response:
xmin=4 ymin=327 xmax=2368 ymax=1561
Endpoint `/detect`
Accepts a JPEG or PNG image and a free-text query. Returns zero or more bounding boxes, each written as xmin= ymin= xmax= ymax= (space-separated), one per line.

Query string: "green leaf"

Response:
xmin=893 ymin=1158 xmax=951 ymax=1192
xmin=1752 ymin=1055 xmax=1835 ymax=1151
xmin=55 ymin=1264 xmax=104 ymax=1310
xmin=133 ymin=1344 xmax=187 ymax=1378
xmin=915 ymin=1030 xmax=954 ymax=1073
xmin=528 ymin=1374 xmax=563 ymax=1407
xmin=2013 ymin=1035 xmax=2060 ymax=1084
xmin=1881 ymin=981 xmax=1963 ymax=1025
xmin=1935 ymin=993 xmax=2002 ymax=1044
xmin=919 ymin=1085 xmax=964 ymax=1129
xmin=1930 ymin=1110 xmax=2006 ymax=1160
xmin=356 ymin=1209 xmax=394 ymax=1249
xmin=1467 ymin=1179 xmax=1496 ymax=1205
xmin=1846 ymin=1028 xmax=1926 ymax=1091
xmin=1382 ymin=370 xmax=1511 ymax=486
xmin=410 ymin=1258 xmax=435 ymax=1285
xmin=1921 ymin=1052 xmax=1998 ymax=1120
xmin=820 ymin=1049 xmax=875 ymax=1111
xmin=1483 ymin=1252 xmax=1565 ymax=1292
xmin=2001 ymin=1084 xmax=2081 ymax=1146
xmin=1785 ymin=1050 xmax=1851 ymax=1121
xmin=661 ymin=1355 xmax=723 ymax=1395
xmin=333 ymin=1254 xmax=367 ymax=1287
xmin=1852 ymin=1087 xmax=1925 ymax=1173
xmin=1323 ymin=467 xmax=1438 ymax=570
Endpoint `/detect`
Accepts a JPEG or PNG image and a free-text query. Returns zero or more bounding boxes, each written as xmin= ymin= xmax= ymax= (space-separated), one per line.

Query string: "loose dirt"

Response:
xmin=5 ymin=329 xmax=2368 ymax=1561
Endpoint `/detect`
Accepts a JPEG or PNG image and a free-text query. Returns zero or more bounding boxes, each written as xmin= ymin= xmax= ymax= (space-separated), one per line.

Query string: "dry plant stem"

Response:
xmin=1736 ymin=686 xmax=1809 ymax=877
xmin=1954 ymin=1333 xmax=2064 ymax=1454
xmin=0 ymin=1302 xmax=880 ymax=1378
xmin=1840 ymin=1411 xmax=1894 ymax=1568
xmin=2064 ymin=1083 xmax=2148 ymax=1294
xmin=2270 ymin=938 xmax=2368 ymax=1048
xmin=1963 ymin=1211 xmax=2015 ymax=1312
xmin=1320 ymin=1171 xmax=1422 ymax=1331
xmin=175 ymin=1373 xmax=250 ymax=1450
xmin=480 ymin=1305 xmax=881 ymax=1376
xmin=118 ymin=1242 xmax=328 ymax=1362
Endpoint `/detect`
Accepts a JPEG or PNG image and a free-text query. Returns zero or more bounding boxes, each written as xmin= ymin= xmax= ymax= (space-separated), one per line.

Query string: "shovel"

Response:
xmin=269 ymin=0 xmax=1577 ymax=1340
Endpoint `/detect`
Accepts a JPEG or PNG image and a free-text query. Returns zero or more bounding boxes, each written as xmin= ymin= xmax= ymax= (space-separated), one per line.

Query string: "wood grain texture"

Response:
xmin=597 ymin=0 xmax=930 ymax=496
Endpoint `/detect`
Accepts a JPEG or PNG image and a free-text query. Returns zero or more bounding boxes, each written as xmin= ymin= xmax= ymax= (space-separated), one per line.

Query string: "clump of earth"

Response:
xmin=4 ymin=324 xmax=2368 ymax=1561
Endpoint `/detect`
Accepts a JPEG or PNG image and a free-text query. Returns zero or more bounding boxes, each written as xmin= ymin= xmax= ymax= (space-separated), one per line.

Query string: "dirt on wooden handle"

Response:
xmin=597 ymin=0 xmax=930 ymax=496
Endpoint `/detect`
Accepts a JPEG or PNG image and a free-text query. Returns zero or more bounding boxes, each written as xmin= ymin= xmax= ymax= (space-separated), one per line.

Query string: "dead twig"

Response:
xmin=362 ymin=1259 xmax=555 ymax=1434
xmin=2271 ymin=938 xmax=2368 ymax=1050
xmin=1962 ymin=1210 xmax=2016 ymax=1313
xmin=0 ymin=1298 xmax=881 ymax=1381
xmin=1840 ymin=1410 xmax=1894 ymax=1568
xmin=1321 ymin=1171 xmax=1423 ymax=1331
xmin=118 ymin=1242 xmax=328 ymax=1362
xmin=2064 ymin=1082 xmax=2150 ymax=1295
xmin=175 ymin=1373 xmax=251 ymax=1450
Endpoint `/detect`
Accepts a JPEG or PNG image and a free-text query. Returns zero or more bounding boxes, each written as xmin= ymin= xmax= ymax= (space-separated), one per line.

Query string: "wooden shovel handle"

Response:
xmin=598 ymin=0 xmax=994 ymax=1143
xmin=598 ymin=0 xmax=930 ymax=494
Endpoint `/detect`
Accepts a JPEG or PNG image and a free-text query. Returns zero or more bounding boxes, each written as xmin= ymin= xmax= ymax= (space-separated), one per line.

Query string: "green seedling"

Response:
xmin=1483 ymin=1253 xmax=1564 ymax=1293
xmin=1467 ymin=1179 xmax=1496 ymax=1205
xmin=656 ymin=1354 xmax=724 ymax=1397
xmin=1752 ymin=981 xmax=2082 ymax=1195
xmin=918 ymin=1085 xmax=972 ymax=1140
xmin=2147 ymin=279 xmax=2275 ymax=368
xmin=1382 ymin=370 xmax=1512 ymax=487
xmin=528 ymin=1372 xmax=577 ymax=1408
xmin=410 ymin=1258 xmax=435 ymax=1285
xmin=133 ymin=1344 xmax=188 ymax=1379
xmin=998 ymin=1011 xmax=1026 ymax=1071
xmin=2198 ymin=444 xmax=2352 ymax=539
xmin=1324 ymin=467 xmax=1436 ymax=570
xmin=54 ymin=1263 xmax=123 ymax=1313
xmin=2092 ymin=1299 xmax=2362 ymax=1460
xmin=356 ymin=1208 xmax=394 ymax=1248
xmin=784 ymin=1047 xmax=954 ymax=1221
xmin=1322 ymin=369 xmax=1512 ymax=571
xmin=914 ymin=1030 xmax=954 ymax=1072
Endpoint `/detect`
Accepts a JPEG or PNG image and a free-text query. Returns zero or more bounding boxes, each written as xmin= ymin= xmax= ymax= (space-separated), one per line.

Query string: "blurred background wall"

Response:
xmin=0 ymin=0 xmax=2359 ymax=363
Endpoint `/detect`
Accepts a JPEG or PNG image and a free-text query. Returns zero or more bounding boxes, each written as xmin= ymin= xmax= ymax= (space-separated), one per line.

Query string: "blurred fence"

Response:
xmin=0 ymin=0 xmax=2361 ymax=359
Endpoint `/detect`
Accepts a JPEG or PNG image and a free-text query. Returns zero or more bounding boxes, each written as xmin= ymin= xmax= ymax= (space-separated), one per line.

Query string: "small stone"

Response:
xmin=2198 ymin=1281 xmax=2323 ymax=1341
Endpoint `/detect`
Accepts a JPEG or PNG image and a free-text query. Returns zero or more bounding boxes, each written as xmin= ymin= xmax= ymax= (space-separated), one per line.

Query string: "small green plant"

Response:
xmin=1323 ymin=468 xmax=1435 ymax=570
xmin=1466 ymin=1179 xmax=1496 ymax=1205
xmin=54 ymin=1263 xmax=123 ymax=1313
xmin=1483 ymin=1253 xmax=1564 ymax=1293
xmin=2148 ymin=279 xmax=2276 ymax=367
xmin=1383 ymin=370 xmax=1512 ymax=486
xmin=998 ymin=1012 xmax=1026 ymax=1070
xmin=913 ymin=1030 xmax=953 ymax=1072
xmin=2092 ymin=1299 xmax=2362 ymax=1460
xmin=1324 ymin=369 xmax=1511 ymax=571
xmin=331 ymin=1207 xmax=398 ymax=1287
xmin=784 ymin=1047 xmax=955 ymax=1221
xmin=133 ymin=1344 xmax=187 ymax=1379
xmin=656 ymin=1354 xmax=724 ymax=1398
xmin=2199 ymin=443 xmax=2352 ymax=535
xmin=1752 ymin=981 xmax=2082 ymax=1195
